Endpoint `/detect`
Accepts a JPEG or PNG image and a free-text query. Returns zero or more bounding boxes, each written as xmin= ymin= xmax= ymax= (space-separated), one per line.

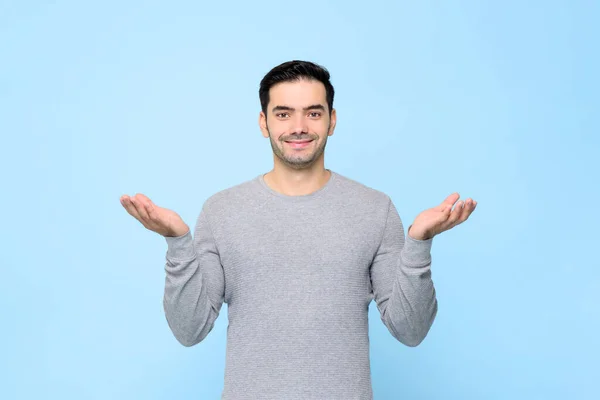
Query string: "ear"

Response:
xmin=259 ymin=111 xmax=269 ymax=138
xmin=328 ymin=108 xmax=337 ymax=137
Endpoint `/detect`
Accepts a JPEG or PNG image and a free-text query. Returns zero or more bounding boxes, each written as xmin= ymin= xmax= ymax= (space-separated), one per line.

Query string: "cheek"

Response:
xmin=315 ymin=118 xmax=330 ymax=129
xmin=266 ymin=123 xmax=284 ymax=138
xmin=315 ymin=124 xmax=330 ymax=136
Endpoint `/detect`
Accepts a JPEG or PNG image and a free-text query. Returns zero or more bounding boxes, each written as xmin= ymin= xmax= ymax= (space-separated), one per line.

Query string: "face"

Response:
xmin=259 ymin=79 xmax=336 ymax=170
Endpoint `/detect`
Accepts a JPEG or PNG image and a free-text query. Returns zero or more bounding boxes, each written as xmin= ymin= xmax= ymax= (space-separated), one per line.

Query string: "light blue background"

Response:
xmin=2 ymin=1 xmax=598 ymax=399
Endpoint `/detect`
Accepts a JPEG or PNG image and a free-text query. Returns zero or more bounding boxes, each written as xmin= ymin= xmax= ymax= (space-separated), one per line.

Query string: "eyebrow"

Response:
xmin=271 ymin=104 xmax=326 ymax=113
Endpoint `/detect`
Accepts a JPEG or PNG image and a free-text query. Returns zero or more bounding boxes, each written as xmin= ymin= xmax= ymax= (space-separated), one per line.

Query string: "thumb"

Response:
xmin=439 ymin=192 xmax=459 ymax=209
xmin=442 ymin=204 xmax=453 ymax=215
xmin=434 ymin=193 xmax=459 ymax=211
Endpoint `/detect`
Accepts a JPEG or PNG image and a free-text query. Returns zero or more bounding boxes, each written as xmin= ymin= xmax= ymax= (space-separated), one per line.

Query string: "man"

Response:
xmin=120 ymin=60 xmax=477 ymax=399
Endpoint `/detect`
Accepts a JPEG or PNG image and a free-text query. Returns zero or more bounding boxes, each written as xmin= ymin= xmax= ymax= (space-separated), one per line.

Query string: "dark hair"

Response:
xmin=259 ymin=60 xmax=335 ymax=116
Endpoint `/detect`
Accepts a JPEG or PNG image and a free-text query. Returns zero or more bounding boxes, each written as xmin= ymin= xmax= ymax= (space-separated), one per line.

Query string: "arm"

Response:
xmin=163 ymin=207 xmax=225 ymax=347
xmin=369 ymin=198 xmax=438 ymax=347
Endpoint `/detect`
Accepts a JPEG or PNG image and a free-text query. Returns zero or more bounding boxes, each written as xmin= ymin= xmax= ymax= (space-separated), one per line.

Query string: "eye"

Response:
xmin=276 ymin=112 xmax=290 ymax=118
xmin=309 ymin=112 xmax=321 ymax=118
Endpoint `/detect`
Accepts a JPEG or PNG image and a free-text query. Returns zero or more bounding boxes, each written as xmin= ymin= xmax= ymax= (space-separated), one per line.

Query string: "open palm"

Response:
xmin=409 ymin=193 xmax=477 ymax=240
xmin=120 ymin=193 xmax=190 ymax=237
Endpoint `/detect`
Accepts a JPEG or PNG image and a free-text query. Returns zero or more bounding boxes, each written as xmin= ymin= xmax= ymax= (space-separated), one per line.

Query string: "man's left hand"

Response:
xmin=408 ymin=193 xmax=477 ymax=240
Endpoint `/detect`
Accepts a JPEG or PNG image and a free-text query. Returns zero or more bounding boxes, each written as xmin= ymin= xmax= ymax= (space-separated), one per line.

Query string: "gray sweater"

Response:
xmin=163 ymin=170 xmax=438 ymax=399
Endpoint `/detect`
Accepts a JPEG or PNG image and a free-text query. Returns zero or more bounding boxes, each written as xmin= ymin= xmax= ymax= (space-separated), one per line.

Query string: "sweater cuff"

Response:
xmin=165 ymin=230 xmax=196 ymax=260
xmin=401 ymin=227 xmax=433 ymax=268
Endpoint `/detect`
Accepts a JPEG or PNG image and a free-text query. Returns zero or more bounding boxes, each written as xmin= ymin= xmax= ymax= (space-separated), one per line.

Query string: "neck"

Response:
xmin=263 ymin=163 xmax=331 ymax=196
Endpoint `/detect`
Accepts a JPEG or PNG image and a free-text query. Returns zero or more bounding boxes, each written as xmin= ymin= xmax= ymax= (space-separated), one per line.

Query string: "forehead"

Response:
xmin=268 ymin=79 xmax=327 ymax=109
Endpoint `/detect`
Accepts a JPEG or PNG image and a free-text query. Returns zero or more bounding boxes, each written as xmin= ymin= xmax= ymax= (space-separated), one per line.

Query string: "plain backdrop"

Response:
xmin=1 ymin=1 xmax=598 ymax=399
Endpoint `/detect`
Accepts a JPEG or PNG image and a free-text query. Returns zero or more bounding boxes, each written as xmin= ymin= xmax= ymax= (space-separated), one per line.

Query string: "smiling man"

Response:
xmin=261 ymin=77 xmax=334 ymax=177
xmin=120 ymin=60 xmax=477 ymax=399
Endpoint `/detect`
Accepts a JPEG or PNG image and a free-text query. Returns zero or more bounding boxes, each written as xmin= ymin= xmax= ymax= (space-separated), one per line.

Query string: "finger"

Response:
xmin=120 ymin=195 xmax=130 ymax=208
xmin=136 ymin=193 xmax=155 ymax=206
xmin=122 ymin=196 xmax=142 ymax=221
xmin=452 ymin=198 xmax=476 ymax=226
xmin=131 ymin=195 xmax=151 ymax=222
xmin=145 ymin=201 xmax=159 ymax=222
xmin=129 ymin=197 xmax=149 ymax=224
xmin=446 ymin=200 xmax=466 ymax=227
xmin=134 ymin=193 xmax=160 ymax=221
xmin=461 ymin=198 xmax=477 ymax=220
xmin=435 ymin=202 xmax=451 ymax=217
xmin=432 ymin=193 xmax=458 ymax=211
xmin=465 ymin=198 xmax=476 ymax=210
xmin=443 ymin=203 xmax=453 ymax=215
xmin=144 ymin=201 xmax=164 ymax=231
xmin=440 ymin=192 xmax=460 ymax=209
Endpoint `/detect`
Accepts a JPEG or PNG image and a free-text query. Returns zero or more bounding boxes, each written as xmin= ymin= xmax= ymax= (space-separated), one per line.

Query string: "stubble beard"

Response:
xmin=267 ymin=124 xmax=330 ymax=170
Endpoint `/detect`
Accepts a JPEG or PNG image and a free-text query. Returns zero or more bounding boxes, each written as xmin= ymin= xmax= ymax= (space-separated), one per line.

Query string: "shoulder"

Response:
xmin=200 ymin=175 xmax=260 ymax=214
xmin=333 ymin=171 xmax=392 ymax=207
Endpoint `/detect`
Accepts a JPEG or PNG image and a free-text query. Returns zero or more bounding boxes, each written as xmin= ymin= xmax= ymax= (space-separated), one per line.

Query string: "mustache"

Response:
xmin=281 ymin=134 xmax=316 ymax=141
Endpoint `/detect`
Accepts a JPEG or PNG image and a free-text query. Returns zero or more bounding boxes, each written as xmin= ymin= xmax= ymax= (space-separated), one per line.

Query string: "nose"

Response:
xmin=291 ymin=113 xmax=309 ymax=135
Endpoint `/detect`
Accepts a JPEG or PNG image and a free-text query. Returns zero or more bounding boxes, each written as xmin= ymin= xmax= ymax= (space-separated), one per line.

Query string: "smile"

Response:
xmin=285 ymin=140 xmax=313 ymax=148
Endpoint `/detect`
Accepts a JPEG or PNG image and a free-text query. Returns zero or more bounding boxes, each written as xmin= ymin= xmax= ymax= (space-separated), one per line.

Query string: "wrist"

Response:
xmin=166 ymin=226 xmax=190 ymax=238
xmin=408 ymin=225 xmax=432 ymax=241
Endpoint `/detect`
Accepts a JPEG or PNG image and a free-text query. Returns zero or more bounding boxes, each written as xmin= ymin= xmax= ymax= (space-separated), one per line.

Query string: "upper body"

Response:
xmin=121 ymin=60 xmax=476 ymax=399
xmin=163 ymin=169 xmax=438 ymax=400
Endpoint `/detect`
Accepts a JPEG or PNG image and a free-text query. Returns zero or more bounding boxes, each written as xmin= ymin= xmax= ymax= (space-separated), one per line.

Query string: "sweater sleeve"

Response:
xmin=163 ymin=206 xmax=225 ymax=347
xmin=369 ymin=198 xmax=438 ymax=347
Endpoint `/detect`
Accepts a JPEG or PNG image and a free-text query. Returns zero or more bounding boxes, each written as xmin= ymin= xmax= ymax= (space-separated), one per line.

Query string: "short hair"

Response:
xmin=259 ymin=60 xmax=335 ymax=116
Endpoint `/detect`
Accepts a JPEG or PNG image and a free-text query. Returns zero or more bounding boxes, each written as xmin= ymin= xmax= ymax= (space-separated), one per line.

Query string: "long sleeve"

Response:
xmin=163 ymin=207 xmax=225 ymax=347
xmin=369 ymin=198 xmax=438 ymax=347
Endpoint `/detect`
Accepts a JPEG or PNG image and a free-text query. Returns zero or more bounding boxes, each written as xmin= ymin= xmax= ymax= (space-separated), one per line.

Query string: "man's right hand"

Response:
xmin=120 ymin=193 xmax=190 ymax=237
